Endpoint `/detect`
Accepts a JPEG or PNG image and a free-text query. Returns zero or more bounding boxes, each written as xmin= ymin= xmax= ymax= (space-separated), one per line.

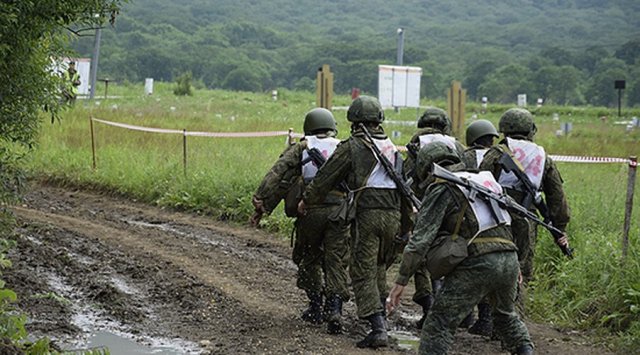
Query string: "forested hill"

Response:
xmin=74 ymin=0 xmax=640 ymax=106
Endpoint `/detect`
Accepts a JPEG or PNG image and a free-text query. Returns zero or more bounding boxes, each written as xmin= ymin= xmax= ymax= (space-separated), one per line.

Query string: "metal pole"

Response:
xmin=183 ymin=129 xmax=187 ymax=177
xmin=396 ymin=28 xmax=404 ymax=66
xmin=622 ymin=156 xmax=637 ymax=259
xmin=618 ymin=88 xmax=622 ymax=118
xmin=90 ymin=116 xmax=97 ymax=170
xmin=89 ymin=27 xmax=102 ymax=99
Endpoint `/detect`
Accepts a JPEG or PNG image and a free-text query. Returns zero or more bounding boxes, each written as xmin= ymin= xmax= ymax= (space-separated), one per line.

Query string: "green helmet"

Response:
xmin=417 ymin=107 xmax=452 ymax=134
xmin=466 ymin=119 xmax=498 ymax=146
xmin=347 ymin=95 xmax=384 ymax=123
xmin=416 ymin=141 xmax=461 ymax=182
xmin=498 ymin=108 xmax=536 ymax=136
xmin=303 ymin=108 xmax=337 ymax=135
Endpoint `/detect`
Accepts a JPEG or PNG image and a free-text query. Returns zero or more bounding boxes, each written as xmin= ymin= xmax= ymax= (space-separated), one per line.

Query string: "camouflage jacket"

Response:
xmin=254 ymin=138 xmax=344 ymax=214
xmin=479 ymin=136 xmax=570 ymax=231
xmin=395 ymin=181 xmax=517 ymax=286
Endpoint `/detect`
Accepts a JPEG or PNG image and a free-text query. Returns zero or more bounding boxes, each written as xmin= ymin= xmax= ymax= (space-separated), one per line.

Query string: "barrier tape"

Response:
xmin=549 ymin=155 xmax=637 ymax=166
xmin=91 ymin=118 xmax=304 ymax=139
xmin=92 ymin=118 xmax=634 ymax=166
xmin=396 ymin=145 xmax=635 ymax=166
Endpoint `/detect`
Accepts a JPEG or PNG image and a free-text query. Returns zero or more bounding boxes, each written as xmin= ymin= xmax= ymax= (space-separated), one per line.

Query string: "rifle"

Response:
xmin=498 ymin=153 xmax=567 ymax=249
xmin=432 ymin=163 xmax=573 ymax=258
xmin=359 ymin=123 xmax=422 ymax=210
xmin=301 ymin=147 xmax=350 ymax=192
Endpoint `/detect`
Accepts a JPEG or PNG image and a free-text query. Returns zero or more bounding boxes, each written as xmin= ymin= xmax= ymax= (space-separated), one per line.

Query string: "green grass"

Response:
xmin=27 ymin=82 xmax=640 ymax=352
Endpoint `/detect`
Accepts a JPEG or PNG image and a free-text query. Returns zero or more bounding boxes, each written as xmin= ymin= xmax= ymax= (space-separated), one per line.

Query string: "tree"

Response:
xmin=584 ymin=58 xmax=628 ymax=107
xmin=533 ymin=65 xmax=583 ymax=105
xmin=614 ymin=39 xmax=640 ymax=65
xmin=477 ymin=64 xmax=533 ymax=104
xmin=0 ymin=0 xmax=124 ymax=351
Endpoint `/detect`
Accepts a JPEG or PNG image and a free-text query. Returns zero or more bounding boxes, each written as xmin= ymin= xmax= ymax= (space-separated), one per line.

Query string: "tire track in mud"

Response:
xmin=13 ymin=205 xmax=294 ymax=318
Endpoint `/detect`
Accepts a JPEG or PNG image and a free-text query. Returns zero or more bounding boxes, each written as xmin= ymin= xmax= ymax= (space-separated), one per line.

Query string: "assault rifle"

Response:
xmin=432 ymin=163 xmax=573 ymax=258
xmin=301 ymin=147 xmax=350 ymax=192
xmin=498 ymin=153 xmax=567 ymax=248
xmin=359 ymin=123 xmax=422 ymax=209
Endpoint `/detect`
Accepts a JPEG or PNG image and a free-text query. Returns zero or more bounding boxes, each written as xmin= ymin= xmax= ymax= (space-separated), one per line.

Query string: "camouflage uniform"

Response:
xmin=253 ymin=138 xmax=350 ymax=302
xmin=304 ymin=125 xmax=404 ymax=318
xmin=395 ymin=177 xmax=532 ymax=354
xmin=403 ymin=113 xmax=466 ymax=325
xmin=479 ymin=109 xmax=570 ymax=284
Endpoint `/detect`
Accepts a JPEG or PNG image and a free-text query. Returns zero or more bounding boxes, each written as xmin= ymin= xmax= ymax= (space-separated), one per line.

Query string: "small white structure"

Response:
xmin=517 ymin=94 xmax=527 ymax=107
xmin=378 ymin=65 xmax=422 ymax=108
xmin=145 ymin=78 xmax=154 ymax=95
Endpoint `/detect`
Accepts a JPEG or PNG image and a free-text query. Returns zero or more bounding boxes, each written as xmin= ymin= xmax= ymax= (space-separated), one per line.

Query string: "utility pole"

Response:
xmin=89 ymin=25 xmax=102 ymax=99
xmin=396 ymin=28 xmax=404 ymax=66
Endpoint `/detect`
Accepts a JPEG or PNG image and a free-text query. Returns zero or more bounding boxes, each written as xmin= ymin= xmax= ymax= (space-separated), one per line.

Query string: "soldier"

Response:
xmin=404 ymin=107 xmax=468 ymax=330
xmin=387 ymin=144 xmax=536 ymax=355
xmin=300 ymin=96 xmax=409 ymax=349
xmin=251 ymin=108 xmax=350 ymax=334
xmin=62 ymin=61 xmax=81 ymax=104
xmin=462 ymin=119 xmax=499 ymax=169
xmin=479 ymin=108 xmax=571 ymax=288
xmin=462 ymin=119 xmax=500 ymax=336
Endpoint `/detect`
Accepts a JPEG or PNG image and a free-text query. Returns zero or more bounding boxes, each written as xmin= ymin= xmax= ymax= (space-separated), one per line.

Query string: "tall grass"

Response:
xmin=28 ymin=82 xmax=640 ymax=351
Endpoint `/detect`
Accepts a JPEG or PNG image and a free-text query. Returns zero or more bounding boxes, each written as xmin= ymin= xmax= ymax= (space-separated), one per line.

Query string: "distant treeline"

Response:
xmin=73 ymin=0 xmax=640 ymax=107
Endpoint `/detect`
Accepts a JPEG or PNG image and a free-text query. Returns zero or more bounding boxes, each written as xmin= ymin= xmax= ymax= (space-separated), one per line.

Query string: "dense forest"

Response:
xmin=73 ymin=0 xmax=640 ymax=106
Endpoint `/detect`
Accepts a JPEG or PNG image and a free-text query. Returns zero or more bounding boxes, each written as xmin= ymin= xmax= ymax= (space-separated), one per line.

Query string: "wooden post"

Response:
xmin=89 ymin=116 xmax=96 ymax=170
xmin=287 ymin=128 xmax=294 ymax=146
xmin=447 ymin=81 xmax=466 ymax=139
xmin=316 ymin=64 xmax=333 ymax=110
xmin=622 ymin=156 xmax=637 ymax=259
xmin=183 ymin=129 xmax=187 ymax=177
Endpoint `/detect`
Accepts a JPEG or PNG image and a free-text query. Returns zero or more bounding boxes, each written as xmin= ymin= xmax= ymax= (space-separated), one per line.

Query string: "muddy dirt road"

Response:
xmin=6 ymin=182 xmax=611 ymax=354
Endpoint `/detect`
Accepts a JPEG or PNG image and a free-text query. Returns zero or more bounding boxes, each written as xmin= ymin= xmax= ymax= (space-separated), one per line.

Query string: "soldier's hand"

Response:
xmin=386 ymin=283 xmax=405 ymax=315
xmin=250 ymin=210 xmax=263 ymax=227
xmin=555 ymin=234 xmax=569 ymax=249
xmin=297 ymin=200 xmax=307 ymax=216
xmin=252 ymin=196 xmax=266 ymax=212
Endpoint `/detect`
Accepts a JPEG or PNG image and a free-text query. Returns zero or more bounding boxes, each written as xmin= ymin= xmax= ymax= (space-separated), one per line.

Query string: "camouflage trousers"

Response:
xmin=293 ymin=205 xmax=350 ymax=300
xmin=419 ymin=251 xmax=532 ymax=355
xmin=350 ymin=209 xmax=401 ymax=318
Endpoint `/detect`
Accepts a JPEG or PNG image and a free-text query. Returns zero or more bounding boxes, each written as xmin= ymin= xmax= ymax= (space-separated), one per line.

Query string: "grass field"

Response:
xmin=26 ymin=82 xmax=640 ymax=352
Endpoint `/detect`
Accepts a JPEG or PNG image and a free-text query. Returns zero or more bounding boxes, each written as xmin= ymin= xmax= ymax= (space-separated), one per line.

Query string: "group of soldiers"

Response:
xmin=251 ymin=95 xmax=570 ymax=355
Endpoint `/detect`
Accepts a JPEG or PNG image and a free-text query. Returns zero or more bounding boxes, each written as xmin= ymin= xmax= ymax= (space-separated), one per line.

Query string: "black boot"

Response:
xmin=356 ymin=312 xmax=388 ymax=349
xmin=415 ymin=294 xmax=434 ymax=329
xmin=301 ymin=291 xmax=323 ymax=324
xmin=469 ymin=302 xmax=493 ymax=336
xmin=459 ymin=311 xmax=475 ymax=328
xmin=325 ymin=294 xmax=343 ymax=334
xmin=513 ymin=344 xmax=534 ymax=355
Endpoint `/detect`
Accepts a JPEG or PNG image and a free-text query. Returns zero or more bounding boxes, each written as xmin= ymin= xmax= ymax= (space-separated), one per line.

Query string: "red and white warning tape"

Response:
xmin=549 ymin=155 xmax=637 ymax=166
xmin=91 ymin=118 xmax=304 ymax=139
